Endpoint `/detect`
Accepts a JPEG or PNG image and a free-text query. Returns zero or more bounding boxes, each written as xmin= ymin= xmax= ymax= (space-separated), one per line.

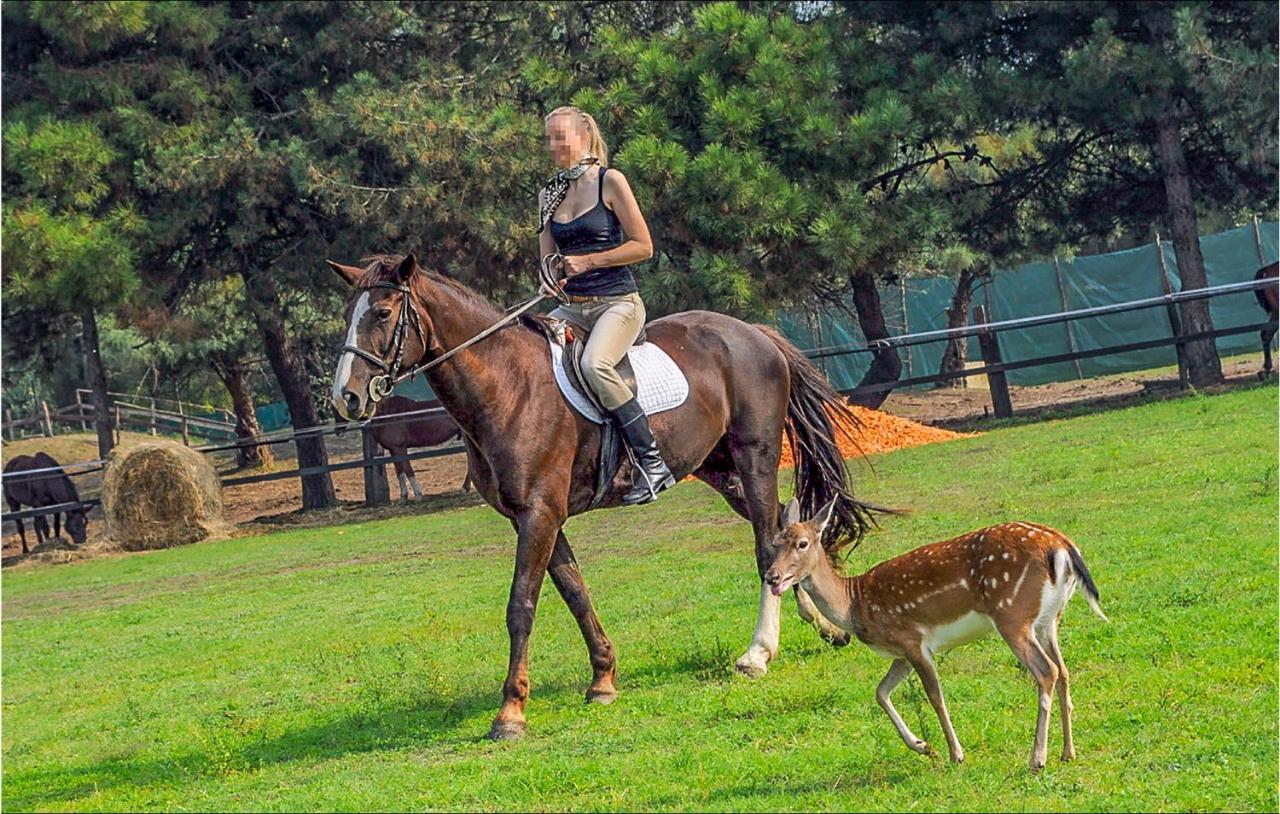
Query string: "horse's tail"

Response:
xmin=754 ymin=325 xmax=888 ymax=552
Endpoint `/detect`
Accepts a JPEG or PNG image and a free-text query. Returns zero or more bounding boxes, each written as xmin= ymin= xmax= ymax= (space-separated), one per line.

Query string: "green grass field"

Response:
xmin=4 ymin=384 xmax=1277 ymax=811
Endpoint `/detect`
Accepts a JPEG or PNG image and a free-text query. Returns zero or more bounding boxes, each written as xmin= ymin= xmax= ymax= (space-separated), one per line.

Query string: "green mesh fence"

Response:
xmin=267 ymin=221 xmax=1278 ymax=424
xmin=778 ymin=221 xmax=1279 ymax=390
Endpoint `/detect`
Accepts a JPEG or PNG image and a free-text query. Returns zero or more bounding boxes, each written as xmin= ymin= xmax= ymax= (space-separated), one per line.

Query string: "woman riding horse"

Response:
xmin=538 ymin=106 xmax=675 ymax=505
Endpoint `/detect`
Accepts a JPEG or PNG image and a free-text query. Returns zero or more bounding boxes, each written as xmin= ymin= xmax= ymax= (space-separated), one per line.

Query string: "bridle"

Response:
xmin=342 ymin=281 xmax=428 ymax=403
xmin=346 ymin=267 xmax=563 ymax=404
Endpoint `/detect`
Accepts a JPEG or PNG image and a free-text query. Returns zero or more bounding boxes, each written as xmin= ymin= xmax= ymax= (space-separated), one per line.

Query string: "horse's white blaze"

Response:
xmin=332 ymin=292 xmax=371 ymax=409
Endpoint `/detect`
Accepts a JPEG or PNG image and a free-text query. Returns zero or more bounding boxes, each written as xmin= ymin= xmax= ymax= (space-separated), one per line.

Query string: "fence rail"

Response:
xmin=3 ymin=275 xmax=1275 ymax=532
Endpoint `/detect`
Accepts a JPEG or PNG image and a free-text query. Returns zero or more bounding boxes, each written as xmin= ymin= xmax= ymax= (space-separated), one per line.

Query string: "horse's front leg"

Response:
xmin=548 ymin=531 xmax=618 ymax=704
xmin=489 ymin=505 xmax=562 ymax=741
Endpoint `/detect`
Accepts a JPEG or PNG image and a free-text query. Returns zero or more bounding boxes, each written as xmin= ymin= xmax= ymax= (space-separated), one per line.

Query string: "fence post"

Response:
xmin=41 ymin=400 xmax=55 ymax=437
xmin=898 ymin=278 xmax=912 ymax=378
xmin=972 ymin=305 xmax=1013 ymax=419
xmin=1052 ymin=256 xmax=1084 ymax=380
xmin=149 ymin=397 xmax=158 ymax=436
xmin=1253 ymin=215 xmax=1267 ymax=266
xmin=177 ymin=399 xmax=190 ymax=446
xmin=114 ymin=403 xmax=122 ymax=446
xmin=361 ymin=424 xmax=391 ymax=507
xmin=1154 ymin=233 xmax=1190 ymax=390
xmin=75 ymin=390 xmax=88 ymax=431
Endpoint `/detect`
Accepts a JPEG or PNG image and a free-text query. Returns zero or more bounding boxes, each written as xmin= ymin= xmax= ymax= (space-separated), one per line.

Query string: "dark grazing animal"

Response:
xmin=1255 ymin=261 xmax=1278 ymax=377
xmin=371 ymin=395 xmax=471 ymax=499
xmin=330 ymin=253 xmax=879 ymax=740
xmin=3 ymin=452 xmax=87 ymax=553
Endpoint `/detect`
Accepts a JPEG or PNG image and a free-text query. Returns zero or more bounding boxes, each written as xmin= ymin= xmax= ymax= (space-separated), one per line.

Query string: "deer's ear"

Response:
xmin=394 ymin=252 xmax=418 ymax=284
xmin=813 ymin=498 xmax=838 ymax=537
xmin=781 ymin=497 xmax=801 ymax=528
xmin=328 ymin=260 xmax=364 ymax=287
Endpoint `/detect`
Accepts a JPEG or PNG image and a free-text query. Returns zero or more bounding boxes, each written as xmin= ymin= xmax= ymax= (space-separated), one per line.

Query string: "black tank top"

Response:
xmin=549 ymin=167 xmax=639 ymax=296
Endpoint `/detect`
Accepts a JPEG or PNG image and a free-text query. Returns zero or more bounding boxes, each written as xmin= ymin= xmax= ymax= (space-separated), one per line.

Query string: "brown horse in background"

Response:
xmin=371 ymin=395 xmax=472 ymax=499
xmin=1255 ymin=261 xmax=1278 ymax=377
xmin=329 ymin=253 xmax=880 ymax=741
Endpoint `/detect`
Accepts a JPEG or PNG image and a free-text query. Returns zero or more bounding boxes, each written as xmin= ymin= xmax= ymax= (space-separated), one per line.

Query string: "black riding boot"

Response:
xmin=610 ymin=397 xmax=676 ymax=505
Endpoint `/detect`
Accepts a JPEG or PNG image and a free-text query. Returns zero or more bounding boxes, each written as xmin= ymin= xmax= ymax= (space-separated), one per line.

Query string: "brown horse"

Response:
xmin=1255 ymin=261 xmax=1278 ymax=377
xmin=371 ymin=395 xmax=472 ymax=499
xmin=329 ymin=253 xmax=877 ymax=740
xmin=3 ymin=452 xmax=87 ymax=552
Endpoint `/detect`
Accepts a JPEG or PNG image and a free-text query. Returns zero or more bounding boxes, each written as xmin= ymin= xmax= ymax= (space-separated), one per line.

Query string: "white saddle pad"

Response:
xmin=547 ymin=337 xmax=690 ymax=424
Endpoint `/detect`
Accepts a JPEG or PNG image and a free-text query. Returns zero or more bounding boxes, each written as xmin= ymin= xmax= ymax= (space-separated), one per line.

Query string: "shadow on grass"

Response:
xmin=2 ymin=676 xmax=584 ymax=810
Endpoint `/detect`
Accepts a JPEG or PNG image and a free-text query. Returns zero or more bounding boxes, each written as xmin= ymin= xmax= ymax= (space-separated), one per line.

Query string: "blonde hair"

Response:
xmin=545 ymin=105 xmax=608 ymax=165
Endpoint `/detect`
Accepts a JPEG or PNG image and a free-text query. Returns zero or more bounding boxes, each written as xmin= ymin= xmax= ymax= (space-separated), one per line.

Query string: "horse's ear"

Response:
xmin=328 ymin=260 xmax=363 ymax=287
xmin=394 ymin=253 xmax=418 ymax=284
xmin=781 ymin=497 xmax=801 ymax=528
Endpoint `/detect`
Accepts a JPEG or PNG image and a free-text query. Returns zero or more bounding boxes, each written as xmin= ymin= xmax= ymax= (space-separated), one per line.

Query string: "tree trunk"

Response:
xmin=1145 ymin=13 xmax=1223 ymax=387
xmin=847 ymin=272 xmax=902 ymax=410
xmin=240 ymin=268 xmax=335 ymax=509
xmin=81 ymin=309 xmax=115 ymax=459
xmin=213 ymin=356 xmax=272 ymax=470
xmin=936 ymin=266 xmax=979 ymax=389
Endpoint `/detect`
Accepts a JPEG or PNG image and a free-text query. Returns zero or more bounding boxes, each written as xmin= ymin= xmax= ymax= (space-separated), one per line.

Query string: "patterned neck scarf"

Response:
xmin=537 ymin=157 xmax=599 ymax=234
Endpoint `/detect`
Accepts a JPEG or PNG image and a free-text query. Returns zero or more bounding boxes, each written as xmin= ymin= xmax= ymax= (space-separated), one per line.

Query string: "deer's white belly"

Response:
xmin=922 ymin=611 xmax=995 ymax=656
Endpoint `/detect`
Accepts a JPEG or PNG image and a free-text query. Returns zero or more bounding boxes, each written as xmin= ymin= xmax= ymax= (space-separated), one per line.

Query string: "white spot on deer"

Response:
xmin=1002 ymin=552 xmax=1010 ymax=560
xmin=1003 ymin=572 xmax=1010 ymax=582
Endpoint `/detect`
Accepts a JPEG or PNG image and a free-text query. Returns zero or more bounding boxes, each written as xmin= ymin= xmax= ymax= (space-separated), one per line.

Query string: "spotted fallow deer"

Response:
xmin=764 ymin=498 xmax=1107 ymax=770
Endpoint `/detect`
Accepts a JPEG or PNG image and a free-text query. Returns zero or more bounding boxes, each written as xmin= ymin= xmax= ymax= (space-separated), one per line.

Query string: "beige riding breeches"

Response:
xmin=548 ymin=292 xmax=646 ymax=410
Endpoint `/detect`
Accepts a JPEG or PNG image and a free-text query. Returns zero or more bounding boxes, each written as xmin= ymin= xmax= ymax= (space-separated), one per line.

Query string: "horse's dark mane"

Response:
xmin=358 ymin=254 xmax=503 ymax=320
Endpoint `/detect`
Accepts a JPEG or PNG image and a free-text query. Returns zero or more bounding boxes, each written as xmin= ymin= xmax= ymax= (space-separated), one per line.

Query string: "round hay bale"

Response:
xmin=102 ymin=441 xmax=225 ymax=551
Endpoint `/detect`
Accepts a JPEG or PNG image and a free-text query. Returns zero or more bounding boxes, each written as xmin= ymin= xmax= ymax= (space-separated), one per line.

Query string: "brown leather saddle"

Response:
xmin=527 ymin=315 xmax=646 ymax=510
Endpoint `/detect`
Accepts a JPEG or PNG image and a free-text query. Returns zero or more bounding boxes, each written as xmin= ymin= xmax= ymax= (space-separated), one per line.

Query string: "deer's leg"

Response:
xmin=489 ymin=506 xmax=561 ymax=741
xmin=547 ymin=531 xmax=617 ymax=704
xmin=999 ymin=623 xmax=1060 ymax=771
xmin=908 ymin=651 xmax=965 ymax=763
xmin=1038 ymin=614 xmax=1075 ymax=762
xmin=877 ymin=658 xmax=929 ymax=755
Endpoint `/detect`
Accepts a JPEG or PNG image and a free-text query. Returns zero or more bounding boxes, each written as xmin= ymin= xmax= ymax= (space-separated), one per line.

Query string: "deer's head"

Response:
xmin=764 ymin=497 xmax=837 ymax=596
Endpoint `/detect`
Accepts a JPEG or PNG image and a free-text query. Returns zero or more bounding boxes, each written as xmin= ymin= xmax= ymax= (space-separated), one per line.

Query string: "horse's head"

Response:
xmin=330 ymin=253 xmax=439 ymax=420
xmin=65 ymin=507 xmax=87 ymax=544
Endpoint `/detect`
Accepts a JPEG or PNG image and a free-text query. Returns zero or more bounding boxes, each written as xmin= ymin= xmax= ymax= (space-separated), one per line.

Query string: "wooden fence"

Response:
xmin=2 ymin=275 xmax=1276 ymax=531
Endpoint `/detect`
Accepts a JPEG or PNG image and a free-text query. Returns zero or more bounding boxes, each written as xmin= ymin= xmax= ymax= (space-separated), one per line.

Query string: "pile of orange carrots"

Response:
xmin=777 ymin=405 xmax=970 ymax=469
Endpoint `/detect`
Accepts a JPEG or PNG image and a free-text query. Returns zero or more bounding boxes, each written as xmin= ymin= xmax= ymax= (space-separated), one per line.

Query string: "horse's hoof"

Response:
xmin=585 ymin=689 xmax=618 ymax=705
xmin=487 ymin=720 xmax=527 ymax=741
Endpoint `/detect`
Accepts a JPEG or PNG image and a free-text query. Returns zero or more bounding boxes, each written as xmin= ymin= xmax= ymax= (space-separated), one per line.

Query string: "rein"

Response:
xmin=349 ymin=279 xmax=550 ymax=403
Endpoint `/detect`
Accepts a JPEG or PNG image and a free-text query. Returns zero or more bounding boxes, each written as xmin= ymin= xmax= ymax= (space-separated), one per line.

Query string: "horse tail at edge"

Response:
xmin=753 ymin=324 xmax=884 ymax=552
